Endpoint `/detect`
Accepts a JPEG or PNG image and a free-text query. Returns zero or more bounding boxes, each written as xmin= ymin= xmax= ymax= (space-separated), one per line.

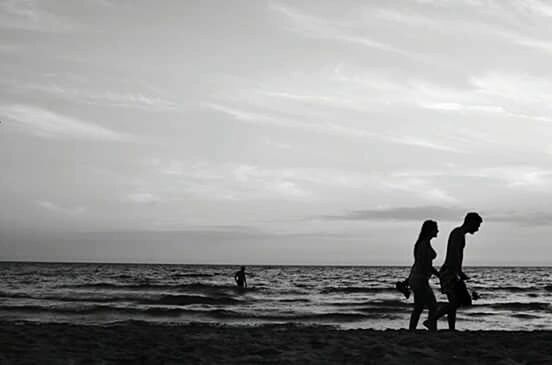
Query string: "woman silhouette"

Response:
xmin=408 ymin=220 xmax=440 ymax=331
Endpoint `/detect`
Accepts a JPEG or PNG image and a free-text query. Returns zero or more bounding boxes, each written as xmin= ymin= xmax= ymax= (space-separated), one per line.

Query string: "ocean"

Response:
xmin=0 ymin=263 xmax=551 ymax=331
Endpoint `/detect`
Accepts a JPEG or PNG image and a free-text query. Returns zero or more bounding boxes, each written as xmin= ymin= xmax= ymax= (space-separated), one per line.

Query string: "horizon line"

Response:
xmin=0 ymin=260 xmax=551 ymax=268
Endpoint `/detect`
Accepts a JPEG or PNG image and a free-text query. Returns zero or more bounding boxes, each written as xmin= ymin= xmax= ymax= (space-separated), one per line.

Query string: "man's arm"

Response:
xmin=447 ymin=229 xmax=464 ymax=277
xmin=456 ymin=233 xmax=469 ymax=280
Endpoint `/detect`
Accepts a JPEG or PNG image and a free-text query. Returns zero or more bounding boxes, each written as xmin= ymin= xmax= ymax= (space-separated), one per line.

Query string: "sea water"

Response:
xmin=0 ymin=263 xmax=551 ymax=330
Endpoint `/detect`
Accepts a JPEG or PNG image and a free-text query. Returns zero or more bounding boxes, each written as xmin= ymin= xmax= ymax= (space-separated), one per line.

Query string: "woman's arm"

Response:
xmin=418 ymin=241 xmax=434 ymax=276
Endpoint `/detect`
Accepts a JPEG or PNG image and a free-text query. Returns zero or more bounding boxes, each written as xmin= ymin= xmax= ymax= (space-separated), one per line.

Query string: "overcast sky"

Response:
xmin=1 ymin=0 xmax=552 ymax=265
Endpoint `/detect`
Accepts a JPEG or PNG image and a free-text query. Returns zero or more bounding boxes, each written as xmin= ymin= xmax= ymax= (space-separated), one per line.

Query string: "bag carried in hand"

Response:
xmin=455 ymin=279 xmax=472 ymax=307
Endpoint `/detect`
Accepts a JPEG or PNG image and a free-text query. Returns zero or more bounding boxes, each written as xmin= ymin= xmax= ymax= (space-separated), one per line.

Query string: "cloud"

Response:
xmin=37 ymin=200 xmax=86 ymax=215
xmin=408 ymin=72 xmax=552 ymax=122
xmin=0 ymin=0 xmax=73 ymax=32
xmin=393 ymin=165 xmax=552 ymax=191
xmin=203 ymin=102 xmax=380 ymax=138
xmin=270 ymin=2 xmax=410 ymax=56
xmin=321 ymin=64 xmax=552 ymax=124
xmin=146 ymin=160 xmax=318 ymax=201
xmin=487 ymin=211 xmax=552 ymax=226
xmin=1 ymin=104 xmax=128 ymax=141
xmin=126 ymin=193 xmax=161 ymax=204
xmin=473 ymin=166 xmax=552 ymax=189
xmin=231 ymin=164 xmax=311 ymax=199
xmin=382 ymin=176 xmax=458 ymax=204
xmin=205 ymin=102 xmax=465 ymax=153
xmin=256 ymin=90 xmax=355 ymax=110
xmin=14 ymin=83 xmax=178 ymax=111
xmin=262 ymin=137 xmax=292 ymax=150
xmin=389 ymin=136 xmax=464 ymax=153
xmin=515 ymin=38 xmax=552 ymax=54
xmin=420 ymin=102 xmax=505 ymax=113
xmin=82 ymin=226 xmax=268 ymax=241
xmin=321 ymin=206 xmax=469 ymax=222
xmin=470 ymin=72 xmax=552 ymax=106
xmin=320 ymin=205 xmax=552 ymax=226
xmin=515 ymin=0 xmax=552 ymax=17
xmin=146 ymin=159 xmax=463 ymax=205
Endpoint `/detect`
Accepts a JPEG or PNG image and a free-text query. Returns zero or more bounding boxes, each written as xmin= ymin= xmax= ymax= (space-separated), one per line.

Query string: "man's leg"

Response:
xmin=427 ymin=300 xmax=448 ymax=322
xmin=446 ymin=291 xmax=459 ymax=330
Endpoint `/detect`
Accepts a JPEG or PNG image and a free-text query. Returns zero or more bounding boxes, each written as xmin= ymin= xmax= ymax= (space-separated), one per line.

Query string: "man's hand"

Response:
xmin=459 ymin=272 xmax=470 ymax=281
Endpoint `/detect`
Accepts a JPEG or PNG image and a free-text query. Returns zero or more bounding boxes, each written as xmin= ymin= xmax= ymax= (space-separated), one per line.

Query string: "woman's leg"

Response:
xmin=409 ymin=303 xmax=424 ymax=331
xmin=426 ymin=287 xmax=437 ymax=331
xmin=409 ymin=277 xmax=433 ymax=331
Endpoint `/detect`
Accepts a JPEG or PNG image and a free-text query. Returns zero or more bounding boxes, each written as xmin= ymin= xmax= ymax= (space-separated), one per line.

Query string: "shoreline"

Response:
xmin=1 ymin=321 xmax=551 ymax=364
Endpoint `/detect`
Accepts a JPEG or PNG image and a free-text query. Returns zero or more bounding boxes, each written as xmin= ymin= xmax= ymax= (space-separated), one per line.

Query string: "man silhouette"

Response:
xmin=424 ymin=212 xmax=482 ymax=330
xmin=234 ymin=266 xmax=247 ymax=289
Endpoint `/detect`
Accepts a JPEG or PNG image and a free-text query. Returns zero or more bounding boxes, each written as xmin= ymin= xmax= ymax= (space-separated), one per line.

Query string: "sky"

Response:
xmin=1 ymin=0 xmax=552 ymax=265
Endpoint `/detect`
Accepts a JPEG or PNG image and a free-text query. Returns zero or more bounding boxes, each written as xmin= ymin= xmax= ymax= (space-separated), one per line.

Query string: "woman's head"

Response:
xmin=418 ymin=220 xmax=438 ymax=241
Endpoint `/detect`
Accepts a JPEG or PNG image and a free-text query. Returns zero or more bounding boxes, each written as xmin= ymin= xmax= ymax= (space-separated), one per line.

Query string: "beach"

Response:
xmin=1 ymin=264 xmax=551 ymax=363
xmin=1 ymin=321 xmax=551 ymax=364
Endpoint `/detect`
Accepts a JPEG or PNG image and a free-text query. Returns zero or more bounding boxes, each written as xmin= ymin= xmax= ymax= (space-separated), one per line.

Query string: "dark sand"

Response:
xmin=1 ymin=321 xmax=551 ymax=364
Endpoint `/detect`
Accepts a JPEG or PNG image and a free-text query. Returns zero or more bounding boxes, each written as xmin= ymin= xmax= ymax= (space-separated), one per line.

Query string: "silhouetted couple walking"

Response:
xmin=400 ymin=212 xmax=483 ymax=331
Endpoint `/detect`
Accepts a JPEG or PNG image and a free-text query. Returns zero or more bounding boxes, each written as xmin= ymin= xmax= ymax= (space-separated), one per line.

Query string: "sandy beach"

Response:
xmin=1 ymin=321 xmax=551 ymax=364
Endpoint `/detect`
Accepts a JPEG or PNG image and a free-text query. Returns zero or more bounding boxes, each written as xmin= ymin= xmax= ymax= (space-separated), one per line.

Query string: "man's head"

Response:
xmin=463 ymin=212 xmax=483 ymax=234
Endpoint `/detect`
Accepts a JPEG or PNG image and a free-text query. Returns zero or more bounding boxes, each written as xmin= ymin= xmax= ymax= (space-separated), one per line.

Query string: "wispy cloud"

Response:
xmin=9 ymin=82 xmax=178 ymax=111
xmin=0 ymin=0 xmax=73 ymax=32
xmin=375 ymin=2 xmax=552 ymax=56
xmin=514 ymin=37 xmax=552 ymax=54
xmin=321 ymin=206 xmax=469 ymax=222
xmin=515 ymin=0 xmax=552 ymax=17
xmin=394 ymin=165 xmax=552 ymax=191
xmin=389 ymin=136 xmax=464 ymax=153
xmin=382 ymin=176 xmax=458 ymax=204
xmin=205 ymin=102 xmax=465 ymax=153
xmin=474 ymin=166 xmax=552 ymax=189
xmin=488 ymin=211 xmax=552 ymax=226
xmin=470 ymin=72 xmax=552 ymax=106
xmin=37 ymin=200 xmax=86 ymax=215
xmin=329 ymin=65 xmax=552 ymax=123
xmin=1 ymin=104 xmax=128 ymax=141
xmin=321 ymin=205 xmax=552 ymax=226
xmin=403 ymin=72 xmax=552 ymax=122
xmin=203 ymin=102 xmax=380 ymax=139
xmin=126 ymin=193 xmax=161 ymax=204
xmin=145 ymin=158 xmax=462 ymax=205
xmin=270 ymin=2 xmax=410 ymax=56
xmin=262 ymin=137 xmax=292 ymax=150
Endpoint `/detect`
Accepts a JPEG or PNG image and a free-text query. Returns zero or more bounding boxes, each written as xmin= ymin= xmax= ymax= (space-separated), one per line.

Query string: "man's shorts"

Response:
xmin=439 ymin=272 xmax=472 ymax=307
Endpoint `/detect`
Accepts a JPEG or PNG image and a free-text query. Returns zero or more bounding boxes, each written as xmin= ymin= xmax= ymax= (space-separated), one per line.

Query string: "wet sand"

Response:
xmin=1 ymin=321 xmax=551 ymax=364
